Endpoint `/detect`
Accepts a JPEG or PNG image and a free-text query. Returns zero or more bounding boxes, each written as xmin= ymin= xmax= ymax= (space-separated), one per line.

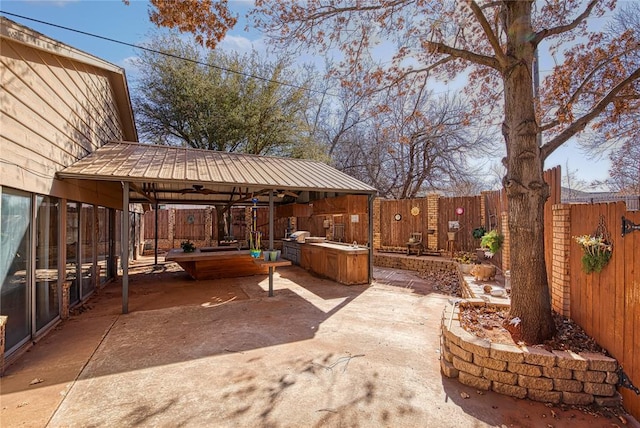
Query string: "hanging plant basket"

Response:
xmin=574 ymin=235 xmax=612 ymax=273
xmin=574 ymin=215 xmax=613 ymax=274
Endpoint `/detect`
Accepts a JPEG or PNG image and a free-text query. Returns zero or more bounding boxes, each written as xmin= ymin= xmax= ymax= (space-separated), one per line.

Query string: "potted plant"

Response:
xmin=454 ymin=252 xmax=477 ymax=274
xmin=480 ymin=229 xmax=503 ymax=258
xmin=249 ymin=231 xmax=262 ymax=258
xmin=472 ymin=226 xmax=486 ymax=240
xmin=181 ymin=240 xmax=196 ymax=253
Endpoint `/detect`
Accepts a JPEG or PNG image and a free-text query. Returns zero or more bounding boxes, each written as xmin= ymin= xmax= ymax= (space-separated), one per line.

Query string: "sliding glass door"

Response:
xmin=0 ymin=189 xmax=32 ymax=352
xmin=35 ymin=196 xmax=60 ymax=331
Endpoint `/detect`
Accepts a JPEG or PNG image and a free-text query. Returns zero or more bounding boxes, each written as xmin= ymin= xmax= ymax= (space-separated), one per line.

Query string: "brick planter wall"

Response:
xmin=440 ymin=301 xmax=621 ymax=407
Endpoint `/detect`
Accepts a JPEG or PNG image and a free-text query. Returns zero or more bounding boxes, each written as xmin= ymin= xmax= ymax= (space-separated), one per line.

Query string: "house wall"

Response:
xmin=0 ymin=19 xmax=129 ymax=208
xmin=0 ymin=18 xmax=135 ymax=364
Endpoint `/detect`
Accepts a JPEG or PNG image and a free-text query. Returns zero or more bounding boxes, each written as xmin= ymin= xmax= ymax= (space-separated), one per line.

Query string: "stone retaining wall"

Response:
xmin=373 ymin=253 xmax=456 ymax=274
xmin=374 ymin=253 xmax=474 ymax=298
xmin=440 ymin=301 xmax=621 ymax=407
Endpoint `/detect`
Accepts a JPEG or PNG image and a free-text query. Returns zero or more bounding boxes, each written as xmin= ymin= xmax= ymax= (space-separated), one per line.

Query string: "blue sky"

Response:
xmin=0 ymin=1 xmax=615 ymax=189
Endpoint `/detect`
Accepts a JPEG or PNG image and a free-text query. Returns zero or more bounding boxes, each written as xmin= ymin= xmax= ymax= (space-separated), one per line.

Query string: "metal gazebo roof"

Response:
xmin=57 ymin=141 xmax=377 ymax=205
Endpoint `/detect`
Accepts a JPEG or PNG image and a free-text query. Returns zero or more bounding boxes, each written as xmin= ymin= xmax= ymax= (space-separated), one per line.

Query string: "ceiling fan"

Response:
xmin=178 ymin=184 xmax=215 ymax=195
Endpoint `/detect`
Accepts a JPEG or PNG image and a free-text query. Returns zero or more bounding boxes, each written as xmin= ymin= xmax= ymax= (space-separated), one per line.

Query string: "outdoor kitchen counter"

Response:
xmin=300 ymin=242 xmax=369 ymax=285
xmin=165 ymin=248 xmax=268 ymax=280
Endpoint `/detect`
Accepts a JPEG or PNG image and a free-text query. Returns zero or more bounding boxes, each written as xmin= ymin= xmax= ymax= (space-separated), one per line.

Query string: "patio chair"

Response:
xmin=406 ymin=232 xmax=424 ymax=256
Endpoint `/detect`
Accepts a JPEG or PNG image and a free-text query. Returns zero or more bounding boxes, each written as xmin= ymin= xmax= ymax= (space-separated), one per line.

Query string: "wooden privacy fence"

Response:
xmin=552 ymin=202 xmax=640 ymax=417
xmin=142 ymin=195 xmax=370 ymax=250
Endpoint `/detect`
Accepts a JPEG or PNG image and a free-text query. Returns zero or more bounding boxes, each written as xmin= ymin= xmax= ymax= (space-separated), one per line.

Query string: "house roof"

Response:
xmin=0 ymin=16 xmax=138 ymax=142
xmin=57 ymin=141 xmax=377 ymax=204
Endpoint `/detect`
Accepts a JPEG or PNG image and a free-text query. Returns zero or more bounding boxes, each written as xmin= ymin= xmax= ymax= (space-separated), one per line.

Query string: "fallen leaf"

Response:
xmin=29 ymin=378 xmax=44 ymax=385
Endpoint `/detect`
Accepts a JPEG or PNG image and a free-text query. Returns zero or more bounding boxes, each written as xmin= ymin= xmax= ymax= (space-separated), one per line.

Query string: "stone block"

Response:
xmin=441 ymin=341 xmax=454 ymax=363
xmin=583 ymin=382 xmax=616 ymax=397
xmin=474 ymin=354 xmax=507 ymax=371
xmin=459 ymin=336 xmax=491 ymax=358
xmin=490 ymin=342 xmax=525 ymax=363
xmin=580 ymin=352 xmax=617 ymax=372
xmin=605 ymin=371 xmax=619 ymax=385
xmin=594 ymin=392 xmax=622 ymax=407
xmin=522 ymin=347 xmax=556 ymax=367
xmin=448 ymin=342 xmax=473 ymax=363
xmin=492 ymin=381 xmax=527 ymax=399
xmin=483 ymin=368 xmax=517 ymax=385
xmin=528 ymin=389 xmax=561 ymax=404
xmin=453 ymin=356 xmax=483 ymax=377
xmin=562 ymin=392 xmax=594 ymax=405
xmin=542 ymin=366 xmax=573 ymax=380
xmin=508 ymin=362 xmax=542 ymax=377
xmin=573 ymin=370 xmax=606 ymax=383
xmin=440 ymin=358 xmax=459 ymax=378
xmin=442 ymin=324 xmax=461 ymax=347
xmin=554 ymin=350 xmax=588 ymax=370
xmin=553 ymin=379 xmax=583 ymax=392
xmin=459 ymin=371 xmax=491 ymax=391
xmin=519 ymin=375 xmax=553 ymax=391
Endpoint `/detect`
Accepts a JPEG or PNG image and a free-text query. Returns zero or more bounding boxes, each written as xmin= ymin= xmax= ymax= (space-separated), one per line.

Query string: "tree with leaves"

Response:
xmin=133 ymin=34 xmax=315 ymax=156
xmin=246 ymin=0 xmax=640 ymax=343
xmin=139 ymin=0 xmax=639 ymax=343
xmin=132 ymin=33 xmax=318 ymax=240
xmin=606 ymin=140 xmax=640 ymax=194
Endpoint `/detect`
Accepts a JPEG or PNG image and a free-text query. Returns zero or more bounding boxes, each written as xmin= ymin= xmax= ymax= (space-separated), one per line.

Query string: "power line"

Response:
xmin=0 ymin=10 xmax=332 ymax=96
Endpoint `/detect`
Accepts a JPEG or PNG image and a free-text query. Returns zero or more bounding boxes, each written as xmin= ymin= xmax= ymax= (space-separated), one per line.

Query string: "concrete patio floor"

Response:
xmin=1 ymin=257 xmax=638 ymax=428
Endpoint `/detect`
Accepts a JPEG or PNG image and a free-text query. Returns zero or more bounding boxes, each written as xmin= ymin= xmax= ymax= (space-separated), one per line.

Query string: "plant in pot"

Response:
xmin=181 ymin=240 xmax=196 ymax=253
xmin=249 ymin=231 xmax=262 ymax=258
xmin=472 ymin=226 xmax=486 ymax=240
xmin=574 ymin=234 xmax=612 ymax=273
xmin=480 ymin=229 xmax=503 ymax=258
xmin=454 ymin=252 xmax=477 ymax=274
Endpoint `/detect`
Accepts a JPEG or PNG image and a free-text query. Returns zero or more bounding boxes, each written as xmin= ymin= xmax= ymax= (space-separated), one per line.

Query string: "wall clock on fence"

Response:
xmin=394 ymin=213 xmax=402 ymax=221
xmin=411 ymin=206 xmax=420 ymax=216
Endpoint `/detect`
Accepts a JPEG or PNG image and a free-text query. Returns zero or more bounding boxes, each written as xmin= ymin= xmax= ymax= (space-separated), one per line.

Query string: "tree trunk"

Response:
xmin=214 ymin=204 xmax=228 ymax=243
xmin=502 ymin=1 xmax=555 ymax=344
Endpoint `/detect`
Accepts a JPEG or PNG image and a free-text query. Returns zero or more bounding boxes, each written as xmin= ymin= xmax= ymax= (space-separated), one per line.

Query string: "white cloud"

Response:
xmin=218 ymin=34 xmax=266 ymax=54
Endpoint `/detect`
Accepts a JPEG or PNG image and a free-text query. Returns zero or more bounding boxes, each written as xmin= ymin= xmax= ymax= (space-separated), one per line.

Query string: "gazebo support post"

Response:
xmin=121 ymin=181 xmax=129 ymax=314
xmin=154 ymin=201 xmax=159 ymax=266
xmin=268 ymin=190 xmax=275 ymax=296
xmin=368 ymin=194 xmax=374 ymax=284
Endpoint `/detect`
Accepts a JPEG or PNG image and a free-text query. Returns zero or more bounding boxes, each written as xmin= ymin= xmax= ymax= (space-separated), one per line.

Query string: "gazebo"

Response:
xmin=57 ymin=141 xmax=378 ymax=313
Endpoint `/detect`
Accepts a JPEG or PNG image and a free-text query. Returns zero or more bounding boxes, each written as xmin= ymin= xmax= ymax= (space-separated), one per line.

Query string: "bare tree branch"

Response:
xmin=533 ymin=0 xmax=599 ymax=45
xmin=541 ymin=67 xmax=640 ymax=160
xmin=467 ymin=0 xmax=507 ymax=67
